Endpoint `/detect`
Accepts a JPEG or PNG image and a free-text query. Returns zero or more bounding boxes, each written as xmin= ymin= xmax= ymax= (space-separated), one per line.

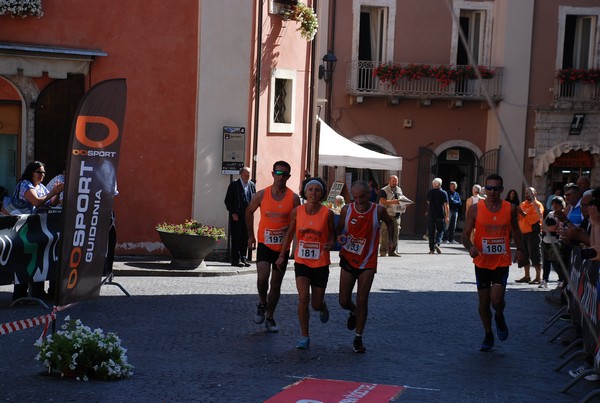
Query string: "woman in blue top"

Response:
xmin=9 ymin=161 xmax=63 ymax=214
xmin=9 ymin=161 xmax=63 ymax=301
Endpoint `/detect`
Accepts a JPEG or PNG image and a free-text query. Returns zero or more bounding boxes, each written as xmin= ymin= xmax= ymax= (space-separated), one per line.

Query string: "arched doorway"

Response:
xmin=547 ymin=149 xmax=594 ymax=192
xmin=0 ymin=77 xmax=23 ymax=195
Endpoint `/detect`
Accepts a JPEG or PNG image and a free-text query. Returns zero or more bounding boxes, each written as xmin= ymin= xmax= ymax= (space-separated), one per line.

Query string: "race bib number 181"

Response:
xmin=298 ymin=241 xmax=320 ymax=259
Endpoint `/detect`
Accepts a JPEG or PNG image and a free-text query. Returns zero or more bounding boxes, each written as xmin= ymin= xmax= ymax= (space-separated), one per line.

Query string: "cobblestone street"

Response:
xmin=0 ymin=240 xmax=593 ymax=402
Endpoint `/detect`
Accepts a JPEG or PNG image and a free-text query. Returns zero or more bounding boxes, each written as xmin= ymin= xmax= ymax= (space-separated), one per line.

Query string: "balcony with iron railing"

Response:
xmin=553 ymin=69 xmax=600 ymax=109
xmin=345 ymin=60 xmax=503 ymax=102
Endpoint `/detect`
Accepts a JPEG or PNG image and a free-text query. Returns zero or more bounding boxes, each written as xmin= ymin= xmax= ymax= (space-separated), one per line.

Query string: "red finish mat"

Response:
xmin=266 ymin=378 xmax=405 ymax=402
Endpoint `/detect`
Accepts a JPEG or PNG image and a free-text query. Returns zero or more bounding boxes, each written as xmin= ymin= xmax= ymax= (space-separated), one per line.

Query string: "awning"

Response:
xmin=0 ymin=42 xmax=107 ymax=79
xmin=318 ymin=117 xmax=402 ymax=170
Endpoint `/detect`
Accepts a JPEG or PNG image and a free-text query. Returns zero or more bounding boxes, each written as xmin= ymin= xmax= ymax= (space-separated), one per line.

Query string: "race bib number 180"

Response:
xmin=482 ymin=237 xmax=505 ymax=255
xmin=264 ymin=228 xmax=285 ymax=245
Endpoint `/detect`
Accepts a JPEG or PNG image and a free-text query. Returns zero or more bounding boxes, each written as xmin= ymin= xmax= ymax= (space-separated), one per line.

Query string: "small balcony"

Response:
xmin=345 ymin=60 xmax=503 ymax=102
xmin=553 ymin=72 xmax=600 ymax=109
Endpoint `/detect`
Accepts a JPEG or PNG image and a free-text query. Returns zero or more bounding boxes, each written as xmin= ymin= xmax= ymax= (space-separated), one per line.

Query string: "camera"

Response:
xmin=580 ymin=248 xmax=598 ymax=260
xmin=544 ymin=217 xmax=557 ymax=226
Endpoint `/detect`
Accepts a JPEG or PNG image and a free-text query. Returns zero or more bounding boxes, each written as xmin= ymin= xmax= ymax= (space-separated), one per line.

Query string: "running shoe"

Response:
xmin=353 ymin=336 xmax=366 ymax=353
xmin=265 ymin=318 xmax=279 ymax=333
xmin=347 ymin=311 xmax=356 ymax=330
xmin=569 ymin=365 xmax=600 ymax=381
xmin=296 ymin=336 xmax=310 ymax=349
xmin=479 ymin=332 xmax=494 ymax=352
xmin=320 ymin=303 xmax=329 ymax=324
xmin=254 ymin=303 xmax=266 ymax=324
xmin=495 ymin=314 xmax=509 ymax=341
xmin=538 ymin=280 xmax=548 ymax=288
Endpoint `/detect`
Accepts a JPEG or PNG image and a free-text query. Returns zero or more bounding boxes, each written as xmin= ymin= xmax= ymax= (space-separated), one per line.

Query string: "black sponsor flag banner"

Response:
xmin=56 ymin=79 xmax=127 ymax=306
xmin=0 ymin=213 xmax=61 ymax=286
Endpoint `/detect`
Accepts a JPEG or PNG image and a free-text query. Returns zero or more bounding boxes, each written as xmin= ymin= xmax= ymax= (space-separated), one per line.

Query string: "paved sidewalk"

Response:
xmin=0 ymin=240 xmax=593 ymax=402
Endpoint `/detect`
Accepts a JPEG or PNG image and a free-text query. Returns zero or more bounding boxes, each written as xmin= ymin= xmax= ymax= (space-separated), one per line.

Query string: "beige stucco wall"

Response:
xmin=194 ymin=0 xmax=254 ymax=240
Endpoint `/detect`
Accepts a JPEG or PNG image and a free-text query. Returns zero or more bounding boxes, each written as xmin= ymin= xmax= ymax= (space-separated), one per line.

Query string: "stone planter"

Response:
xmin=157 ymin=230 xmax=218 ymax=269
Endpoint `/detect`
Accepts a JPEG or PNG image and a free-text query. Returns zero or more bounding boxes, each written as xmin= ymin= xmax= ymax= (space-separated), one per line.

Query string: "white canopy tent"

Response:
xmin=317 ymin=117 xmax=402 ymax=171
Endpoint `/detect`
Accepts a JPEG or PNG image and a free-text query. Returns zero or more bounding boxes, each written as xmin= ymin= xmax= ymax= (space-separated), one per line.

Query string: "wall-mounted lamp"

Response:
xmin=318 ymin=51 xmax=337 ymax=82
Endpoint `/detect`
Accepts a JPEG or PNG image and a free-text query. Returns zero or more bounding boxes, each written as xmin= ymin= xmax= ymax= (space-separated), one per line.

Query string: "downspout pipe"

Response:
xmin=306 ymin=0 xmax=318 ymax=175
xmin=251 ymin=0 xmax=264 ymax=181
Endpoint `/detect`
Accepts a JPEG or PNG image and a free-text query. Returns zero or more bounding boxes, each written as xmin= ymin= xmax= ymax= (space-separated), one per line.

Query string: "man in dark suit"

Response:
xmin=224 ymin=167 xmax=256 ymax=267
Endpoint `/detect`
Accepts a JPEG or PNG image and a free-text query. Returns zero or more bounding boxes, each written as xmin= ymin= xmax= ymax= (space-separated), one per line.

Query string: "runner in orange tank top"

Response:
xmin=246 ymin=161 xmax=300 ymax=333
xmin=462 ymin=174 xmax=527 ymax=352
xmin=276 ymin=177 xmax=335 ymax=349
xmin=336 ymin=180 xmax=394 ymax=353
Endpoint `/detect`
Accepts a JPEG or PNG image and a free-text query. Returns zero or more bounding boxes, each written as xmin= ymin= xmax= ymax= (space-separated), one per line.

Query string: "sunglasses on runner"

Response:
xmin=484 ymin=185 xmax=503 ymax=192
xmin=273 ymin=170 xmax=290 ymax=177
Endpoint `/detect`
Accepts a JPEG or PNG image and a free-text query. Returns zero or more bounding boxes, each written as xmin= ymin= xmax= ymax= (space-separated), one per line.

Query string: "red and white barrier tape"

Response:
xmin=0 ymin=312 xmax=56 ymax=337
xmin=0 ymin=303 xmax=77 ymax=339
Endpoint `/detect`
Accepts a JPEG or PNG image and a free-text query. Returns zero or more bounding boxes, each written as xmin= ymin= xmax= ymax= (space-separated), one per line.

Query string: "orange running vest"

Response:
xmin=473 ymin=200 xmax=512 ymax=269
xmin=294 ymin=205 xmax=331 ymax=267
xmin=339 ymin=203 xmax=380 ymax=270
xmin=257 ymin=185 xmax=295 ymax=252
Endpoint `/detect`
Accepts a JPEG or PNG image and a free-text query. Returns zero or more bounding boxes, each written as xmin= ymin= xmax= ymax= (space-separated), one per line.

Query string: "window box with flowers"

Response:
xmin=373 ymin=63 xmax=495 ymax=87
xmin=156 ymin=219 xmax=226 ymax=269
xmin=35 ymin=316 xmax=133 ymax=381
xmin=556 ymin=68 xmax=600 ymax=84
xmin=0 ymin=0 xmax=43 ymax=18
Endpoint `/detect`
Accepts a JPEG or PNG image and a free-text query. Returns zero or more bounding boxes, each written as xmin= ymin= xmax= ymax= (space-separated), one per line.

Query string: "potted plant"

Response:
xmin=35 ymin=316 xmax=133 ymax=381
xmin=283 ymin=1 xmax=318 ymax=41
xmin=156 ymin=219 xmax=226 ymax=269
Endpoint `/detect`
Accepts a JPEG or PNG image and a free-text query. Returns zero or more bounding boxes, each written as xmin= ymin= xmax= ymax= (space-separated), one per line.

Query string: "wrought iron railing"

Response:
xmin=345 ymin=60 xmax=503 ymax=101
xmin=554 ymin=78 xmax=600 ymax=103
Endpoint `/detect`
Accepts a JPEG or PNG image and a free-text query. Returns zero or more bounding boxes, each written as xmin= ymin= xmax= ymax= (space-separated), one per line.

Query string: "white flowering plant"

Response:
xmin=35 ymin=316 xmax=133 ymax=381
xmin=0 ymin=0 xmax=43 ymax=18
xmin=283 ymin=1 xmax=318 ymax=41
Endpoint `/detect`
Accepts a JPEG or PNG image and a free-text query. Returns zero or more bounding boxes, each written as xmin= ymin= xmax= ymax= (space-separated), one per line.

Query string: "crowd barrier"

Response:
xmin=551 ymin=246 xmax=600 ymax=400
xmin=0 ymin=213 xmax=61 ymax=286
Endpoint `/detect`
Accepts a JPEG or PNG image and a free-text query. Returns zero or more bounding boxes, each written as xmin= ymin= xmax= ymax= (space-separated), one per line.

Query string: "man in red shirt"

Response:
xmin=515 ymin=187 xmax=544 ymax=284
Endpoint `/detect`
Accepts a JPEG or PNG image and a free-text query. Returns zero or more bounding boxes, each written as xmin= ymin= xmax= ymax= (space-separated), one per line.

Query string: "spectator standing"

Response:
xmin=336 ymin=181 xmax=394 ymax=353
xmin=246 ymin=161 xmax=300 ymax=333
xmin=276 ymin=177 xmax=335 ymax=349
xmin=444 ymin=181 xmax=462 ymax=244
xmin=541 ymin=196 xmax=567 ymax=288
xmin=426 ymin=178 xmax=449 ymax=254
xmin=368 ymin=179 xmax=379 ymax=203
xmin=466 ymin=184 xmax=484 ymax=212
xmin=545 ymin=188 xmax=562 ymax=212
xmin=224 ymin=167 xmax=256 ymax=267
xmin=378 ymin=175 xmax=404 ymax=257
xmin=563 ymin=183 xmax=583 ymax=227
xmin=462 ymin=173 xmax=526 ymax=351
xmin=505 ymin=189 xmax=520 ymax=207
xmin=515 ymin=187 xmax=544 ymax=284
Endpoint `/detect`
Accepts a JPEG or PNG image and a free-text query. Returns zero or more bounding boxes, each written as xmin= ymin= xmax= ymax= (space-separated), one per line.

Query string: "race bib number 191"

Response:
xmin=482 ymin=237 xmax=505 ymax=255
